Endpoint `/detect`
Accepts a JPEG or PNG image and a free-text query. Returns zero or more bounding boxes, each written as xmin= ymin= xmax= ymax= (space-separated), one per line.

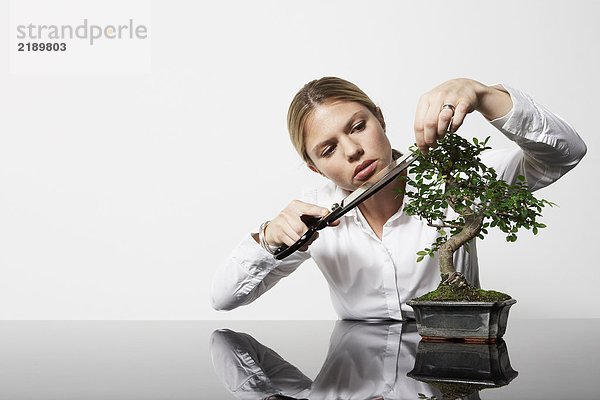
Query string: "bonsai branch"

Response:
xmin=427 ymin=221 xmax=462 ymax=229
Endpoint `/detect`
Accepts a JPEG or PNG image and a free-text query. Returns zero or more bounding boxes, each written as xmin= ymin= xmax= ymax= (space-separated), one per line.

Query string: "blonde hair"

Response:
xmin=287 ymin=77 xmax=385 ymax=166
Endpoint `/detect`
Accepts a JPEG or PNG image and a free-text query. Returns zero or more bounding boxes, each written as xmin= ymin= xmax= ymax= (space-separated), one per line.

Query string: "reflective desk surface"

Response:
xmin=0 ymin=319 xmax=598 ymax=399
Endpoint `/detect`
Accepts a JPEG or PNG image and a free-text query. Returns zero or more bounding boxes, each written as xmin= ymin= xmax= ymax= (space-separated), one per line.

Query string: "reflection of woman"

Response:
xmin=211 ymin=77 xmax=586 ymax=320
xmin=210 ymin=322 xmax=438 ymax=400
xmin=210 ymin=329 xmax=311 ymax=400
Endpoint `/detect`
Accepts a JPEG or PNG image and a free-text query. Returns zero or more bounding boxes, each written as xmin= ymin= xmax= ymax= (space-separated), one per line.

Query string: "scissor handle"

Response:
xmin=273 ymin=215 xmax=322 ymax=260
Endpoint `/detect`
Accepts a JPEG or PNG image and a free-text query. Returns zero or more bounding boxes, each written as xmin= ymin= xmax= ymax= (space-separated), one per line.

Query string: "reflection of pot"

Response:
xmin=407 ymin=299 xmax=516 ymax=342
xmin=408 ymin=339 xmax=518 ymax=399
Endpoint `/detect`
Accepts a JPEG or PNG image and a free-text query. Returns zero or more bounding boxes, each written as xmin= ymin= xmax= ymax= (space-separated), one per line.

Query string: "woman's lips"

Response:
xmin=353 ymin=160 xmax=378 ymax=181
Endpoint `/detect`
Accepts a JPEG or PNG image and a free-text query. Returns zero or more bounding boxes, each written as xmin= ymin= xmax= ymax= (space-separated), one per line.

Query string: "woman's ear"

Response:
xmin=375 ymin=106 xmax=386 ymax=132
xmin=308 ymin=163 xmax=322 ymax=175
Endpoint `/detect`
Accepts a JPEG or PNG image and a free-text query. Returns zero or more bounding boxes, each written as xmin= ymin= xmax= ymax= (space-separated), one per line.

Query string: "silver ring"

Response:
xmin=441 ymin=103 xmax=455 ymax=113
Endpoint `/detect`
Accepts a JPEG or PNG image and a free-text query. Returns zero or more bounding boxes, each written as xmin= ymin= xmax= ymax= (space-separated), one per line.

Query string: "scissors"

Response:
xmin=273 ymin=151 xmax=419 ymax=260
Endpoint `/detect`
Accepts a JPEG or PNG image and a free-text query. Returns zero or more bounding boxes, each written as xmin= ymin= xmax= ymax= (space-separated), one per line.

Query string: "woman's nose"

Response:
xmin=341 ymin=136 xmax=364 ymax=162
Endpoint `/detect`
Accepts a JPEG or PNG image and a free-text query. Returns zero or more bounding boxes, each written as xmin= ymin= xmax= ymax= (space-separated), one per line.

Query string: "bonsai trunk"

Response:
xmin=439 ymin=212 xmax=484 ymax=283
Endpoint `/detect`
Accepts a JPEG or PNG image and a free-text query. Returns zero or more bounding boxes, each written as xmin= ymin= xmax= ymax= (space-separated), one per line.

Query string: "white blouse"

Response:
xmin=211 ymin=85 xmax=587 ymax=320
xmin=210 ymin=321 xmax=436 ymax=399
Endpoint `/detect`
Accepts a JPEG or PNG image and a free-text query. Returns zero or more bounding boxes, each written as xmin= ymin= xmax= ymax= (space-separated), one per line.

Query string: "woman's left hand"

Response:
xmin=413 ymin=78 xmax=512 ymax=154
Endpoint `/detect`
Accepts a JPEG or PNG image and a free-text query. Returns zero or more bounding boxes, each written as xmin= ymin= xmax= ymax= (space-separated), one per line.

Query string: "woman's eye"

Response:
xmin=321 ymin=145 xmax=336 ymax=157
xmin=351 ymin=121 xmax=366 ymax=133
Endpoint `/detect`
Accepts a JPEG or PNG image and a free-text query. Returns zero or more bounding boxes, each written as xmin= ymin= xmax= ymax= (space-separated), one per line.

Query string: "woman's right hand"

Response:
xmin=264 ymin=200 xmax=340 ymax=251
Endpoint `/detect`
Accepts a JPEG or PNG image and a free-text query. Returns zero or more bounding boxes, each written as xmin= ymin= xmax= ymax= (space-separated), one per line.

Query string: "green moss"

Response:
xmin=429 ymin=382 xmax=487 ymax=399
xmin=415 ymin=283 xmax=512 ymax=302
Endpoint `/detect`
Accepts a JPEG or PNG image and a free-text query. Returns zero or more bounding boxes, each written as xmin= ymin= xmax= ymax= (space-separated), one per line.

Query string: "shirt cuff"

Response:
xmin=488 ymin=83 xmax=546 ymax=143
xmin=488 ymin=83 xmax=514 ymax=126
xmin=489 ymin=108 xmax=514 ymax=130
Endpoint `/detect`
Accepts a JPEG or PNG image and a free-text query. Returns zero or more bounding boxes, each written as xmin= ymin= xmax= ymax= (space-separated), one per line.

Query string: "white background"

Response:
xmin=0 ymin=0 xmax=598 ymax=320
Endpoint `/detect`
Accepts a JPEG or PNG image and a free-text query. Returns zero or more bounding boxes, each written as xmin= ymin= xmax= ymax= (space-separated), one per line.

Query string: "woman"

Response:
xmin=211 ymin=77 xmax=586 ymax=320
xmin=211 ymin=321 xmax=433 ymax=399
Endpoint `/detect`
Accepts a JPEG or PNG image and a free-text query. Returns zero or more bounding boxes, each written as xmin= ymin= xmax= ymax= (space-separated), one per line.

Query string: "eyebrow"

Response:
xmin=311 ymin=110 xmax=363 ymax=154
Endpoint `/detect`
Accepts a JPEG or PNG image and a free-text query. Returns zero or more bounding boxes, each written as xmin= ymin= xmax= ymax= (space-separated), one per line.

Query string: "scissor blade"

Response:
xmin=274 ymin=150 xmax=418 ymax=260
xmin=340 ymin=151 xmax=418 ymax=211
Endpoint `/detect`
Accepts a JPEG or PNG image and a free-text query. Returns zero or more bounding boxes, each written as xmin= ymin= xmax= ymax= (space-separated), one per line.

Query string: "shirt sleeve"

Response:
xmin=210 ymin=233 xmax=311 ymax=311
xmin=210 ymin=329 xmax=312 ymax=398
xmin=481 ymin=84 xmax=587 ymax=191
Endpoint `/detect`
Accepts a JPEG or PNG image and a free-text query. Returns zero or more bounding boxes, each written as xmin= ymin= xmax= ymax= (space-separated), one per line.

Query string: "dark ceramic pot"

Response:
xmin=408 ymin=339 xmax=518 ymax=386
xmin=406 ymin=299 xmax=516 ymax=342
xmin=408 ymin=339 xmax=518 ymax=398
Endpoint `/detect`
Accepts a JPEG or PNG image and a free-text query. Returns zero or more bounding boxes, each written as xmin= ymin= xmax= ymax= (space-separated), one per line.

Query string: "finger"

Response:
xmin=291 ymin=200 xmax=330 ymax=217
xmin=413 ymin=97 xmax=430 ymax=154
xmin=437 ymin=108 xmax=454 ymax=137
xmin=423 ymin=103 xmax=441 ymax=149
xmin=268 ymin=211 xmax=309 ymax=245
xmin=264 ymin=220 xmax=296 ymax=247
xmin=283 ymin=213 xmax=311 ymax=238
xmin=415 ymin=133 xmax=428 ymax=155
xmin=448 ymin=100 xmax=471 ymax=133
xmin=279 ymin=223 xmax=302 ymax=246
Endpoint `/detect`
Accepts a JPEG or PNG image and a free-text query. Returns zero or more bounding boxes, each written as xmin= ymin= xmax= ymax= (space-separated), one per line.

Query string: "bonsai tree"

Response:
xmin=403 ymin=133 xmax=554 ymax=301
